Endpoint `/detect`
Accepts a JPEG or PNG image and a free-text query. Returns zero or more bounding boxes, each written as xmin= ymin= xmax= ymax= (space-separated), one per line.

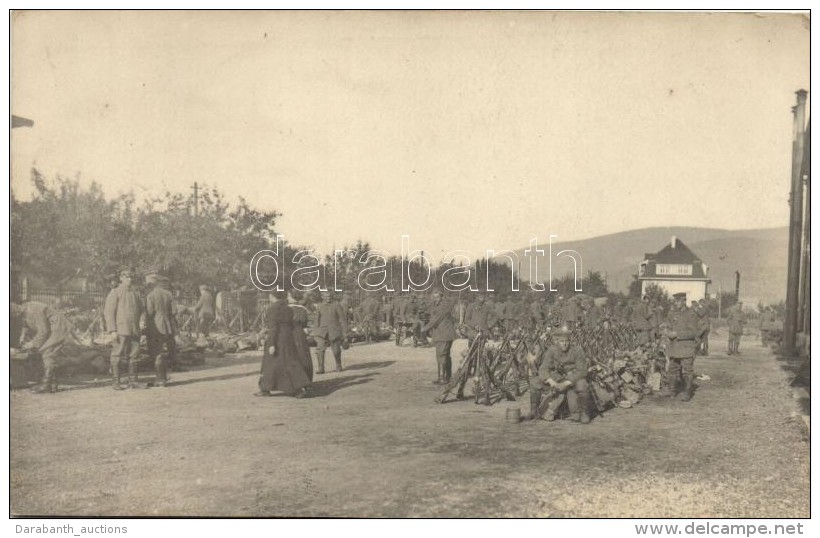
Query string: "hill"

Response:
xmin=509 ymin=226 xmax=789 ymax=305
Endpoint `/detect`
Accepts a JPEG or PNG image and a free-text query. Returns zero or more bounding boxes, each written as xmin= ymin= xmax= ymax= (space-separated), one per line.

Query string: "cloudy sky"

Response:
xmin=11 ymin=11 xmax=809 ymax=261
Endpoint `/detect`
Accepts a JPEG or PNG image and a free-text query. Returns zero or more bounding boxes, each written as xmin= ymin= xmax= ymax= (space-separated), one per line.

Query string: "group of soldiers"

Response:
xmin=10 ymin=267 xmax=218 ymax=393
xmin=11 ymin=274 xmax=750 ymax=409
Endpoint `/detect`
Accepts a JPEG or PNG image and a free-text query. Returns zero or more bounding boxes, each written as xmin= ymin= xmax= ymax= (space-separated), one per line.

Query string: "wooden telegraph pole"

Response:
xmin=784 ymin=90 xmax=808 ymax=354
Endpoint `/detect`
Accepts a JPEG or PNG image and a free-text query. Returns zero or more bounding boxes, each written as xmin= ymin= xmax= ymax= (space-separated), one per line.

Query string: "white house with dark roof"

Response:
xmin=637 ymin=236 xmax=711 ymax=302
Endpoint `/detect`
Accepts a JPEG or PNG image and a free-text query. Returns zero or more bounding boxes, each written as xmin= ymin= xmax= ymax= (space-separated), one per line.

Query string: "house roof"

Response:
xmin=652 ymin=237 xmax=701 ymax=264
xmin=638 ymin=236 xmax=709 ymax=280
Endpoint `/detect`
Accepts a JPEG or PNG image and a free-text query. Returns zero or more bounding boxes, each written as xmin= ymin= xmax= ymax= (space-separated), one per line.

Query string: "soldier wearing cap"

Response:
xmin=313 ymin=291 xmax=349 ymax=373
xmin=464 ymin=293 xmax=495 ymax=346
xmin=631 ymin=295 xmax=654 ymax=345
xmin=145 ymin=275 xmax=176 ymax=387
xmin=104 ymin=268 xmax=146 ymax=390
xmin=422 ymin=290 xmax=457 ymax=385
xmin=359 ymin=293 xmax=381 ymax=344
xmin=11 ymin=300 xmax=74 ymax=393
xmin=726 ymin=302 xmax=745 ymax=355
xmin=661 ymin=292 xmax=700 ymax=401
xmin=528 ymin=324 xmax=591 ymax=423
xmin=194 ymin=284 xmax=216 ymax=337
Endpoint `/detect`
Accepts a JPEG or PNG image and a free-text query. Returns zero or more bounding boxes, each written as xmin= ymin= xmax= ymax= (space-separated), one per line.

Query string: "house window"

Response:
xmin=657 ymin=264 xmax=692 ymax=276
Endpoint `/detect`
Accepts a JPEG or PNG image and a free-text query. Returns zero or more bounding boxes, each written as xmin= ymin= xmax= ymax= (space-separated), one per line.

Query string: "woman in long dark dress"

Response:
xmin=255 ymin=290 xmax=311 ymax=397
xmin=288 ymin=291 xmax=314 ymax=382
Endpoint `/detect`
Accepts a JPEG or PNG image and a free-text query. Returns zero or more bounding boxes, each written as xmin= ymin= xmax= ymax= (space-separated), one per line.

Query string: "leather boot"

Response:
xmin=527 ymin=389 xmax=542 ymax=420
xmin=112 ymin=362 xmax=125 ymax=390
xmin=154 ymin=356 xmax=168 ymax=387
xmin=315 ymin=351 xmax=325 ymax=374
xmin=679 ymin=376 xmax=694 ymax=401
xmin=128 ymin=361 xmax=147 ymax=389
xmin=577 ymin=391 xmax=591 ymax=424
xmin=335 ymin=356 xmax=343 ymax=372
xmin=31 ymin=365 xmax=56 ymax=394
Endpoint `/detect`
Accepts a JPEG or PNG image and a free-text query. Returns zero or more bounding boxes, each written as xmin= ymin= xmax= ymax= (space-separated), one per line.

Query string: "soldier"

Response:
xmin=464 ymin=293 xmax=494 ymax=346
xmin=661 ymin=292 xmax=700 ymax=401
xmin=400 ymin=294 xmax=423 ymax=347
xmin=529 ymin=295 xmax=546 ymax=330
xmin=502 ymin=295 xmax=519 ymax=334
xmin=313 ymin=291 xmax=349 ymax=373
xmin=104 ymin=268 xmax=146 ymax=390
xmin=699 ymin=299 xmax=712 ymax=355
xmin=11 ymin=301 xmax=74 ymax=394
xmin=359 ymin=293 xmax=381 ymax=343
xmin=631 ymin=295 xmax=654 ymax=345
xmin=561 ymin=296 xmax=582 ymax=330
xmin=528 ymin=325 xmax=590 ymax=423
xmin=422 ymin=290 xmax=457 ymax=385
xmin=726 ymin=302 xmax=745 ymax=355
xmin=145 ymin=275 xmax=176 ymax=387
xmin=339 ymin=292 xmax=354 ymax=324
xmin=193 ymin=284 xmax=216 ymax=338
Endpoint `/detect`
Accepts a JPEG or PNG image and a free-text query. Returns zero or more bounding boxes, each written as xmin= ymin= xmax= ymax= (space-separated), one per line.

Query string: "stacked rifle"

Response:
xmin=435 ymin=322 xmax=666 ymax=414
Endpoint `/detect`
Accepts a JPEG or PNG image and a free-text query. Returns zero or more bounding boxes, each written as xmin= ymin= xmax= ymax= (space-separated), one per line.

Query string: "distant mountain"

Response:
xmin=509 ymin=226 xmax=789 ymax=305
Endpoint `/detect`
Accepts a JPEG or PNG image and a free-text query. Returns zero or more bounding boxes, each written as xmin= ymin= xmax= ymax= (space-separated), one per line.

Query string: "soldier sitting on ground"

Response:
xmin=527 ymin=325 xmax=591 ymax=424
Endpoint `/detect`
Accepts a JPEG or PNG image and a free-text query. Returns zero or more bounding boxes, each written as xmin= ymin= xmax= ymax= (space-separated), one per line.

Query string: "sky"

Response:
xmin=10 ymin=11 xmax=810 ymax=262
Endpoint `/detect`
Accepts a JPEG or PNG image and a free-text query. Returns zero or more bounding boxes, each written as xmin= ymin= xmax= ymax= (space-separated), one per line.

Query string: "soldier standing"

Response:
xmin=104 ymin=268 xmax=146 ymax=390
xmin=11 ymin=301 xmax=74 ymax=394
xmin=726 ymin=302 xmax=745 ymax=355
xmin=631 ymin=295 xmax=654 ymax=345
xmin=422 ymin=290 xmax=457 ymax=385
xmin=360 ymin=293 xmax=381 ymax=343
xmin=313 ymin=291 xmax=349 ymax=373
xmin=528 ymin=325 xmax=591 ymax=423
xmin=145 ymin=275 xmax=176 ymax=387
xmin=193 ymin=284 xmax=216 ymax=338
xmin=661 ymin=292 xmax=700 ymax=401
xmin=561 ymin=296 xmax=582 ymax=330
xmin=464 ymin=294 xmax=494 ymax=346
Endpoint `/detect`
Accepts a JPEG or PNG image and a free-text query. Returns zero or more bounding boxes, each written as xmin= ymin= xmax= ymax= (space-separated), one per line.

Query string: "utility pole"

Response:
xmin=784 ymin=90 xmax=808 ymax=353
xmin=192 ymin=182 xmax=199 ymax=217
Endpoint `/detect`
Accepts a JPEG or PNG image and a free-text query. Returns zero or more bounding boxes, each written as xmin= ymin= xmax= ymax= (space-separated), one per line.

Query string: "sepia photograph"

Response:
xmin=7 ymin=9 xmax=811 ymax=522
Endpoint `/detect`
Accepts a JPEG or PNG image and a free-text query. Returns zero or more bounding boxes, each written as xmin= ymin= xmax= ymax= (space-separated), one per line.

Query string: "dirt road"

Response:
xmin=10 ymin=332 xmax=809 ymax=517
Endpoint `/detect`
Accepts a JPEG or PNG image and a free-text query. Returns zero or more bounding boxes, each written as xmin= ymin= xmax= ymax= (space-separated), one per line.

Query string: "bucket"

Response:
xmin=505 ymin=407 xmax=522 ymax=424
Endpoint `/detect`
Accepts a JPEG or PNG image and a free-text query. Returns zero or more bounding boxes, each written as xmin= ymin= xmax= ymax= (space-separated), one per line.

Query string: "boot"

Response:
xmin=127 ymin=361 xmax=147 ymax=389
xmin=577 ymin=392 xmax=591 ymax=424
xmin=154 ymin=356 xmax=168 ymax=387
xmin=679 ymin=376 xmax=694 ymax=401
xmin=31 ymin=365 xmax=56 ymax=394
xmin=315 ymin=351 xmax=326 ymax=374
xmin=527 ymin=389 xmax=542 ymax=420
xmin=433 ymin=361 xmax=444 ymax=385
xmin=111 ymin=362 xmax=125 ymax=390
xmin=334 ymin=356 xmax=343 ymax=372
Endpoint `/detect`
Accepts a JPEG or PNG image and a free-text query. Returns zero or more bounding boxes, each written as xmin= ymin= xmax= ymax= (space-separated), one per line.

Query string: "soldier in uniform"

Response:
xmin=529 ymin=295 xmax=546 ymax=330
xmin=502 ymin=295 xmax=519 ymax=334
xmin=104 ymin=268 xmax=146 ymax=390
xmin=145 ymin=275 xmax=176 ymax=387
xmin=464 ymin=293 xmax=495 ymax=346
xmin=561 ymin=296 xmax=582 ymax=330
xmin=313 ymin=291 xmax=349 ymax=373
xmin=661 ymin=292 xmax=700 ymax=401
xmin=631 ymin=295 xmax=654 ymax=345
xmin=726 ymin=302 xmax=745 ymax=355
xmin=528 ymin=325 xmax=591 ymax=423
xmin=422 ymin=290 xmax=457 ymax=385
xmin=359 ymin=293 xmax=381 ymax=343
xmin=400 ymin=294 xmax=424 ymax=347
xmin=193 ymin=284 xmax=216 ymax=338
xmin=339 ymin=292 xmax=354 ymax=324
xmin=11 ymin=300 xmax=74 ymax=394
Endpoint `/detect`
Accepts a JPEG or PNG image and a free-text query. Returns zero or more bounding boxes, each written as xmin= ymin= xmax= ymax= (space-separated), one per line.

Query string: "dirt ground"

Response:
xmin=10 ymin=331 xmax=809 ymax=518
